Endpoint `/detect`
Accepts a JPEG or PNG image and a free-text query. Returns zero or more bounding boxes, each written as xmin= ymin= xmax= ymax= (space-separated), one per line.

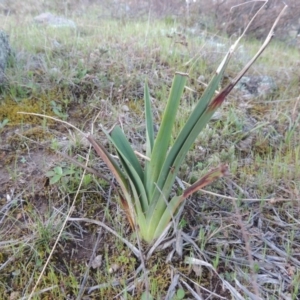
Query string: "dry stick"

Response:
xmin=184 ymin=0 xmax=263 ymax=77
xmin=19 ymin=286 xmax=59 ymax=300
xmin=216 ymin=0 xmax=268 ymax=68
xmin=17 ymin=112 xmax=86 ymax=136
xmin=184 ymin=0 xmax=264 ymax=75
xmin=68 ymin=218 xmax=140 ymax=257
xmin=230 ymin=0 xmax=268 ymax=12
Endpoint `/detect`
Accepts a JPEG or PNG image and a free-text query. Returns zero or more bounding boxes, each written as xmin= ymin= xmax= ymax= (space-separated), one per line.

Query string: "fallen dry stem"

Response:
xmin=67 ymin=217 xmax=140 ymax=257
xmin=17 ymin=112 xmax=86 ymax=136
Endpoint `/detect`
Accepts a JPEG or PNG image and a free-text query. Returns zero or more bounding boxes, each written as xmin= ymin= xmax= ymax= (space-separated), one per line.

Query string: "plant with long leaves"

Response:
xmin=87 ymin=6 xmax=285 ymax=243
xmin=17 ymin=6 xmax=285 ymax=245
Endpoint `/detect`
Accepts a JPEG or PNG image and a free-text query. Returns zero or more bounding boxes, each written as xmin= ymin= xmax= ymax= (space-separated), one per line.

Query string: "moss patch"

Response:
xmin=0 ymin=87 xmax=74 ymax=125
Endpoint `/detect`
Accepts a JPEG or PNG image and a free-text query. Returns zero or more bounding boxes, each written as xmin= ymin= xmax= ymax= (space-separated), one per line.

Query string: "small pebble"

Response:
xmin=121 ymin=104 xmax=129 ymax=112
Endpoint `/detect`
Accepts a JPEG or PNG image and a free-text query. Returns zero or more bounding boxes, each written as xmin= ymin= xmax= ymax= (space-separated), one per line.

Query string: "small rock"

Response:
xmin=197 ymin=75 xmax=205 ymax=82
xmin=34 ymin=12 xmax=76 ymax=29
xmin=49 ymin=67 xmax=60 ymax=77
xmin=91 ymin=255 xmax=102 ymax=269
xmin=121 ymin=104 xmax=130 ymax=112
xmin=108 ymin=263 xmax=119 ymax=274
xmin=235 ymin=75 xmax=277 ymax=99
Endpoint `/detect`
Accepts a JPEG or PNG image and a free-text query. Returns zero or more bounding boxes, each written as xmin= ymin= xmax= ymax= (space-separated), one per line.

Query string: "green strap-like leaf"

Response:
xmin=144 ymin=82 xmax=155 ymax=197
xmin=144 ymin=82 xmax=154 ymax=158
xmin=151 ymin=194 xmax=181 ymax=241
xmin=146 ymin=57 xmax=231 ymax=226
xmin=110 ymin=126 xmax=144 ymax=181
xmin=126 ymin=177 xmax=147 ymax=235
xmin=107 ymin=126 xmax=149 ymax=211
xmin=146 ymin=73 xmax=188 ymax=198
xmin=150 ymin=53 xmax=231 ymax=204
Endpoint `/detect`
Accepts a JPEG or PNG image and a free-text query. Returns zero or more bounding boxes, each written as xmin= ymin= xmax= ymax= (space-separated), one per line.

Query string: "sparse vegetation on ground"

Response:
xmin=0 ymin=2 xmax=300 ymax=300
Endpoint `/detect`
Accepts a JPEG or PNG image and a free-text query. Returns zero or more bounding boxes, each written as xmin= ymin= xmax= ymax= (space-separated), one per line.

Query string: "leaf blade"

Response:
xmin=144 ymin=81 xmax=154 ymax=157
xmin=147 ymin=73 xmax=188 ymax=198
xmin=108 ymin=127 xmax=149 ymax=211
xmin=110 ymin=126 xmax=144 ymax=181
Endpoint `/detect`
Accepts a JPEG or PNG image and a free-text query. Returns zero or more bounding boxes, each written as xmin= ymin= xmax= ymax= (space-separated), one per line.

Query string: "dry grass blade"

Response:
xmin=177 ymin=270 xmax=228 ymax=299
xmin=182 ymin=165 xmax=229 ymax=199
xmin=146 ymin=223 xmax=172 ymax=259
xmin=235 ymin=279 xmax=261 ymax=300
xmin=180 ymin=279 xmax=203 ymax=300
xmin=19 ymin=286 xmax=59 ymax=300
xmin=17 ymin=112 xmax=86 ymax=136
xmin=87 ymin=264 xmax=144 ymax=294
xmin=67 ymin=217 xmax=141 ymax=258
xmin=165 ymin=273 xmax=180 ymax=299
